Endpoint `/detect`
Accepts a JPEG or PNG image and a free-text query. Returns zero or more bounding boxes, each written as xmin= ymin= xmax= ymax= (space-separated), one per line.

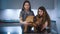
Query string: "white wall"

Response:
xmin=0 ymin=9 xmax=56 ymax=21
xmin=56 ymin=0 xmax=60 ymax=34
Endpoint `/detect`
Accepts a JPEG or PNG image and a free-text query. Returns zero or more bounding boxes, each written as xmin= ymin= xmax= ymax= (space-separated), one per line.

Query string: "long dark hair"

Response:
xmin=37 ymin=6 xmax=51 ymax=27
xmin=22 ymin=0 xmax=31 ymax=11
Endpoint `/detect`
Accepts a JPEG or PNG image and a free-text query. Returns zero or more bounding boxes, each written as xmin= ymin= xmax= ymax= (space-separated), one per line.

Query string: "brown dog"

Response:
xmin=24 ymin=16 xmax=43 ymax=32
xmin=34 ymin=16 xmax=43 ymax=32
xmin=24 ymin=16 xmax=35 ymax=32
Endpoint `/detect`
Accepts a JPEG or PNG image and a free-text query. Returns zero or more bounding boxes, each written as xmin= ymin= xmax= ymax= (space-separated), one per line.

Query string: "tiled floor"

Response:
xmin=0 ymin=26 xmax=50 ymax=34
xmin=0 ymin=21 xmax=58 ymax=34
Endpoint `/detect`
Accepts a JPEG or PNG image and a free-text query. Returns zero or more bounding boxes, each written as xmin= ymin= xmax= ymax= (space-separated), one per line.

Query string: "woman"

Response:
xmin=34 ymin=6 xmax=51 ymax=33
xmin=19 ymin=0 xmax=34 ymax=33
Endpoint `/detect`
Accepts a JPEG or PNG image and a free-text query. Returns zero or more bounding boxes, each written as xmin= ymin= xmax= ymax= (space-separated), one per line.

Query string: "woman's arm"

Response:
xmin=19 ymin=11 xmax=26 ymax=24
xmin=41 ymin=21 xmax=48 ymax=31
xmin=20 ymin=17 xmax=31 ymax=25
xmin=20 ymin=17 xmax=23 ymax=24
xmin=20 ymin=17 xmax=26 ymax=24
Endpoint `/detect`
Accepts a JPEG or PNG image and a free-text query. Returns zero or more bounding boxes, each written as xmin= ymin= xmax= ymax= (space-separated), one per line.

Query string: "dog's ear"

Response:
xmin=33 ymin=16 xmax=37 ymax=22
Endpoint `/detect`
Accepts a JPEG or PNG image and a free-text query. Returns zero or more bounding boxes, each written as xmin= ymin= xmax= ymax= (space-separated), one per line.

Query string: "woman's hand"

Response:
xmin=23 ymin=21 xmax=32 ymax=25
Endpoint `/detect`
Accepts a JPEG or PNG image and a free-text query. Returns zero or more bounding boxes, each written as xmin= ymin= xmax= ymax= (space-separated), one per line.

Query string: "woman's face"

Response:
xmin=24 ymin=2 xmax=30 ymax=10
xmin=38 ymin=9 xmax=44 ymax=16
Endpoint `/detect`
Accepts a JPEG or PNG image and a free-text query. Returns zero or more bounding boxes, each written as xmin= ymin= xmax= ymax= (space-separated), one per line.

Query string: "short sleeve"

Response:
xmin=19 ymin=11 xmax=23 ymax=18
xmin=31 ymin=11 xmax=34 ymax=16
